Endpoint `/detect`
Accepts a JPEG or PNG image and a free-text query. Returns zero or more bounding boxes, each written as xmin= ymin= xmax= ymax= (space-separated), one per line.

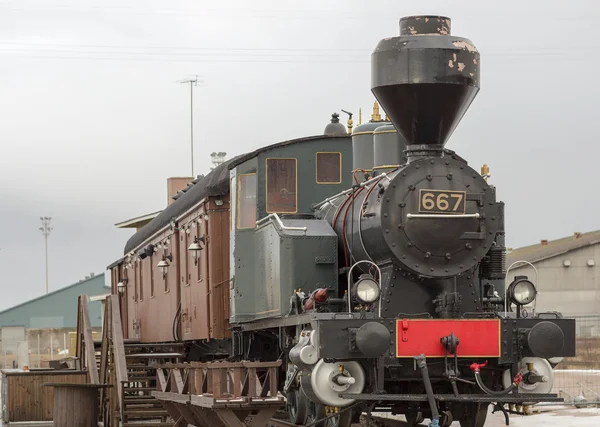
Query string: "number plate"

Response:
xmin=418 ymin=189 xmax=466 ymax=214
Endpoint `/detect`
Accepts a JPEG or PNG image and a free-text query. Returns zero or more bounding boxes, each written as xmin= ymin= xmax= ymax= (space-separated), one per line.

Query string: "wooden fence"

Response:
xmin=0 ymin=369 xmax=87 ymax=423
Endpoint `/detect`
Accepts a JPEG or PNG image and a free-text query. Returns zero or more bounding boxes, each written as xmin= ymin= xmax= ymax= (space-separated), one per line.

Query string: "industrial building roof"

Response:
xmin=507 ymin=230 xmax=600 ymax=266
xmin=0 ymin=273 xmax=109 ymax=328
xmin=115 ymin=210 xmax=162 ymax=229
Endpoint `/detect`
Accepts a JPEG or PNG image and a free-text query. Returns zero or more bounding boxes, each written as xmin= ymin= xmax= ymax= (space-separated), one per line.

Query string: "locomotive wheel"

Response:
xmin=306 ymin=403 xmax=353 ymax=427
xmin=287 ymin=389 xmax=309 ymax=425
xmin=459 ymin=403 xmax=488 ymax=427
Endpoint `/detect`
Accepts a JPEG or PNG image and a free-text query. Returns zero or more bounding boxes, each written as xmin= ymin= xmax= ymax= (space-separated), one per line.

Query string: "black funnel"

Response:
xmin=371 ymin=16 xmax=480 ymax=151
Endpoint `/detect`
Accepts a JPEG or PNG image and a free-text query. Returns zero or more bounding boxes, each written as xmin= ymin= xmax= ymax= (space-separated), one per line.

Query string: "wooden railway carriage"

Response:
xmin=108 ymin=133 xmax=354 ymax=345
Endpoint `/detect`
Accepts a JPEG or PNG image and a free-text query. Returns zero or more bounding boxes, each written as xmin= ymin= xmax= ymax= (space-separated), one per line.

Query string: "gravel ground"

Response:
xmin=368 ymin=405 xmax=600 ymax=427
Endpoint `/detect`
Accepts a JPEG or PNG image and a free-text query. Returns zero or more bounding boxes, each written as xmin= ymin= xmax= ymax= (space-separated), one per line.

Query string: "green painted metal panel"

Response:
xmin=254 ymin=219 xmax=338 ymax=320
xmin=0 ymin=274 xmax=108 ymax=328
xmin=256 ymin=137 xmax=352 ymax=218
xmin=230 ymin=136 xmax=351 ymax=323
xmin=230 ymin=158 xmax=258 ymax=323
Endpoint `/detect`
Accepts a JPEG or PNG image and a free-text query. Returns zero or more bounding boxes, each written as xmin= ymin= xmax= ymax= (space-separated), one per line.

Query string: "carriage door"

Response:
xmin=182 ymin=232 xmax=193 ymax=338
xmin=128 ymin=263 xmax=139 ymax=339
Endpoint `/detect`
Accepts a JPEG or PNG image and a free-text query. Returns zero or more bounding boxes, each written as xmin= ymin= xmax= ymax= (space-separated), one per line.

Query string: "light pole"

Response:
xmin=39 ymin=217 xmax=52 ymax=294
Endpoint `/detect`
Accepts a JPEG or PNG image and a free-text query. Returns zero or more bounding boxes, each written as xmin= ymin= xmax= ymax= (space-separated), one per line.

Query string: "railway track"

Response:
xmin=267 ymin=414 xmax=410 ymax=427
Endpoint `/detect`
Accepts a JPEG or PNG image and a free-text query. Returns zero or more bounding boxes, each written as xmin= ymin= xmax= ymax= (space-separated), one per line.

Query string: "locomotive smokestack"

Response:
xmin=371 ymin=16 xmax=480 ymax=157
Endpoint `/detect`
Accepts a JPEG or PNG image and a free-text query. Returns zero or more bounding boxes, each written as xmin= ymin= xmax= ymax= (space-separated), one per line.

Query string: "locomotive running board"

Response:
xmin=337 ymin=393 xmax=564 ymax=404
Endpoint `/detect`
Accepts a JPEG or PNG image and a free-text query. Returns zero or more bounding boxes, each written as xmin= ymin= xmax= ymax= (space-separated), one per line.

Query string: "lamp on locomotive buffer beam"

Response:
xmin=507 ymin=276 xmax=537 ymax=306
xmin=157 ymin=254 xmax=172 ymax=278
xmin=187 ymin=236 xmax=205 ymax=265
xmin=352 ymin=274 xmax=381 ymax=304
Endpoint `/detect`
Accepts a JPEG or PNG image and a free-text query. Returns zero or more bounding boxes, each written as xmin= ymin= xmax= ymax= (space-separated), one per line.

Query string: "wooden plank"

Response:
xmin=246 ymin=407 xmax=278 ymax=427
xmin=215 ymin=409 xmax=247 ymax=427
xmin=99 ymin=298 xmax=111 ymax=416
xmin=177 ymin=403 xmax=208 ymax=427
xmin=232 ymin=367 xmax=243 ymax=397
xmin=152 ymin=391 xmax=191 ymax=404
xmin=172 ymin=368 xmax=185 ymax=394
xmin=75 ymin=296 xmax=83 ymax=361
xmin=80 ymin=295 xmax=100 ymax=384
xmin=109 ymin=294 xmax=129 ymax=409
xmin=269 ymin=367 xmax=278 ymax=398
xmin=5 ymin=372 xmax=87 ymax=422
xmin=189 ymin=405 xmax=226 ymax=427
xmin=247 ymin=368 xmax=257 ymax=398
xmin=157 ymin=368 xmax=168 ymax=392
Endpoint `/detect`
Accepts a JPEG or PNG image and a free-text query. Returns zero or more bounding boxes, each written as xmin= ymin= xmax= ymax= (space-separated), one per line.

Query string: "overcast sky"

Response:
xmin=0 ymin=0 xmax=597 ymax=310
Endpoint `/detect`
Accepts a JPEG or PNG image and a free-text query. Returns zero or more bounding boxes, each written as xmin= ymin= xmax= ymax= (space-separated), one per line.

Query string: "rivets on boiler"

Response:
xmin=426 ymin=174 xmax=432 ymax=181
xmin=408 ymin=184 xmax=415 ymax=191
xmin=445 ymin=253 xmax=452 ymax=260
xmin=465 ymin=243 xmax=472 ymax=249
xmin=425 ymin=252 xmax=431 ymax=259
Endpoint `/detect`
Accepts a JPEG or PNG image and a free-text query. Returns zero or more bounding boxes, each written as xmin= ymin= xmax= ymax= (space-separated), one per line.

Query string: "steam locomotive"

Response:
xmin=109 ymin=15 xmax=576 ymax=427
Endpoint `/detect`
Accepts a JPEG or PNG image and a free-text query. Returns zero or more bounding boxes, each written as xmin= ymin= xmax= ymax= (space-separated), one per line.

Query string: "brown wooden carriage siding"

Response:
xmin=2 ymin=370 xmax=87 ymax=422
xmin=111 ymin=195 xmax=230 ymax=342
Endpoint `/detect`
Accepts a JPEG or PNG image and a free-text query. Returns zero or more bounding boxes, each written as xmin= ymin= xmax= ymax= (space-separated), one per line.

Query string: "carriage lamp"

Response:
xmin=157 ymin=255 xmax=172 ymax=278
xmin=507 ymin=276 xmax=537 ymax=306
xmin=116 ymin=279 xmax=127 ymax=294
xmin=187 ymin=236 xmax=205 ymax=265
xmin=352 ymin=274 xmax=381 ymax=304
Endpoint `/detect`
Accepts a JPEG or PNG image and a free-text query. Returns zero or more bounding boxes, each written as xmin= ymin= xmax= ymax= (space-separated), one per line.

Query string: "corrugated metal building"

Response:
xmin=0 ymin=273 xmax=109 ymax=329
xmin=507 ymin=230 xmax=600 ymax=327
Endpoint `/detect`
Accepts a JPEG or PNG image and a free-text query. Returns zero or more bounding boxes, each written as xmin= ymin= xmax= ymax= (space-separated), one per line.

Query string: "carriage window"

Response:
xmin=316 ymin=152 xmax=342 ymax=184
xmin=266 ymin=158 xmax=297 ymax=213
xmin=237 ymin=173 xmax=257 ymax=229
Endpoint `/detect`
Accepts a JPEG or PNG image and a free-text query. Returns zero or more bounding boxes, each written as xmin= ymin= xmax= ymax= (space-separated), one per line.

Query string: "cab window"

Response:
xmin=237 ymin=173 xmax=257 ymax=229
xmin=266 ymin=158 xmax=297 ymax=213
xmin=316 ymin=152 xmax=341 ymax=184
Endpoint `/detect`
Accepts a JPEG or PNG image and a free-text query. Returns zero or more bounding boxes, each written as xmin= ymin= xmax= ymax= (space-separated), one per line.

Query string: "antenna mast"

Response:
xmin=179 ymin=76 xmax=203 ymax=177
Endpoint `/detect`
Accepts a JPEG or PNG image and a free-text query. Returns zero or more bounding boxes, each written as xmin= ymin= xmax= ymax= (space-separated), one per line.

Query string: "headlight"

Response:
xmin=353 ymin=274 xmax=381 ymax=304
xmin=508 ymin=276 xmax=537 ymax=305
